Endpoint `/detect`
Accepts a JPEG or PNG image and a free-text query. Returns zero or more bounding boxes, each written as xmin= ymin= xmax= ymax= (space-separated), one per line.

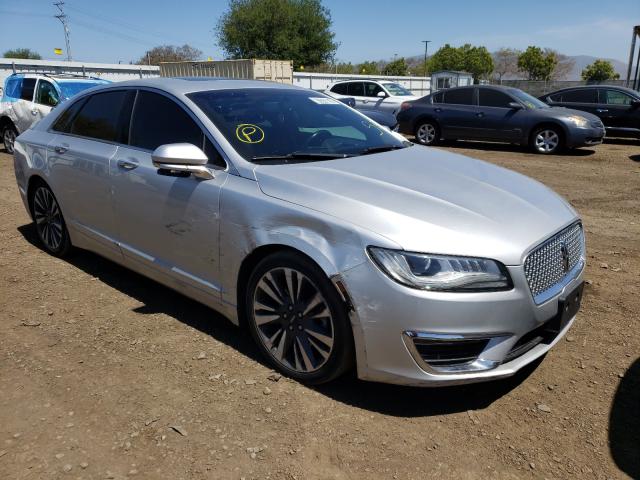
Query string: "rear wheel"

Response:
xmin=29 ymin=182 xmax=72 ymax=257
xmin=414 ymin=121 xmax=440 ymax=146
xmin=531 ymin=126 xmax=563 ymax=154
xmin=3 ymin=123 xmax=17 ymax=154
xmin=245 ymin=251 xmax=354 ymax=384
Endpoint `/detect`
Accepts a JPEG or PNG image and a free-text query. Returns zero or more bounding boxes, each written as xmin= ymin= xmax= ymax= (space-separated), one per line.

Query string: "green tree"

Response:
xmin=3 ymin=48 xmax=41 ymax=59
xmin=382 ymin=57 xmax=408 ymax=76
xmin=581 ymin=59 xmax=620 ymax=82
xmin=357 ymin=61 xmax=380 ymax=75
xmin=216 ymin=0 xmax=337 ymax=69
xmin=335 ymin=62 xmax=355 ymax=74
xmin=517 ymin=46 xmax=557 ymax=81
xmin=426 ymin=44 xmax=493 ymax=81
xmin=137 ymin=44 xmax=202 ymax=65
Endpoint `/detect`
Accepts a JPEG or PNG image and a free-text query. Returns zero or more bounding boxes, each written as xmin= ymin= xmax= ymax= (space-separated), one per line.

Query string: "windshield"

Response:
xmin=382 ymin=83 xmax=413 ymax=96
xmin=188 ymin=88 xmax=406 ymax=162
xmin=57 ymin=80 xmax=110 ymax=100
xmin=509 ymin=89 xmax=549 ymax=109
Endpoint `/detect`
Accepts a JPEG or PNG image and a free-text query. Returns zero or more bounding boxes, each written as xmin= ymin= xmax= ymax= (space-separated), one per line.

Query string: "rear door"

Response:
xmin=111 ymin=89 xmax=228 ymax=296
xmin=476 ymin=88 xmax=522 ymax=141
xmin=598 ymin=88 xmax=640 ymax=132
xmin=47 ymin=89 xmax=135 ymax=259
xmin=345 ymin=82 xmax=368 ymax=109
xmin=436 ymin=88 xmax=478 ymax=138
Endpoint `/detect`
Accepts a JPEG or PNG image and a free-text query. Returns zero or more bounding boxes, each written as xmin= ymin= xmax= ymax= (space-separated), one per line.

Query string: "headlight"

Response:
xmin=566 ymin=115 xmax=589 ymax=128
xmin=368 ymin=247 xmax=512 ymax=291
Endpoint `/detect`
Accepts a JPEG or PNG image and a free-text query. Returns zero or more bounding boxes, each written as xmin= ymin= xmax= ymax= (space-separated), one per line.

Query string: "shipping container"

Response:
xmin=159 ymin=59 xmax=293 ymax=84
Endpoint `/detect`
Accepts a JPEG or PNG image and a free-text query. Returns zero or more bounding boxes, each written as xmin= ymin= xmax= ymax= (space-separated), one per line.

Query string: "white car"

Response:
xmin=326 ymin=79 xmax=419 ymax=115
xmin=1 ymin=73 xmax=110 ymax=153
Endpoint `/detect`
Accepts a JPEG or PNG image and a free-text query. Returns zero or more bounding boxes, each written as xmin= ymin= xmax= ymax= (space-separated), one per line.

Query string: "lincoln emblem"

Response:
xmin=560 ymin=242 xmax=570 ymax=273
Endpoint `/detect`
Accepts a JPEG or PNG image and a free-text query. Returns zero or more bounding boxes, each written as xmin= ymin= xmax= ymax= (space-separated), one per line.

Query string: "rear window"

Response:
xmin=431 ymin=91 xmax=444 ymax=104
xmin=330 ymin=83 xmax=348 ymax=95
xmin=69 ymin=90 xmax=134 ymax=142
xmin=443 ymin=88 xmax=474 ymax=105
xmin=52 ymin=98 xmax=87 ymax=133
xmin=559 ymin=89 xmax=597 ymax=103
xmin=347 ymin=82 xmax=364 ymax=97
xmin=20 ymin=78 xmax=36 ymax=101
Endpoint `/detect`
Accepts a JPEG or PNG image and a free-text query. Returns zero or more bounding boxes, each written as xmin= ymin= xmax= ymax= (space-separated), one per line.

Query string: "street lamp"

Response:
xmin=421 ymin=40 xmax=431 ymax=77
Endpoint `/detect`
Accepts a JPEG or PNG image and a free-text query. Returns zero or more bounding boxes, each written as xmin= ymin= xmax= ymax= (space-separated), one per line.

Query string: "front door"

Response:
xmin=33 ymin=79 xmax=59 ymax=122
xmin=476 ymin=88 xmax=522 ymax=141
xmin=111 ymin=90 xmax=228 ymax=296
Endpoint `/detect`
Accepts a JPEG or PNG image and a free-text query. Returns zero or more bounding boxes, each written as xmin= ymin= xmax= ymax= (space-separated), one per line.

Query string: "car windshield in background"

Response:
xmin=57 ymin=81 xmax=109 ymax=100
xmin=382 ymin=83 xmax=413 ymax=96
xmin=510 ymin=89 xmax=549 ymax=109
xmin=188 ymin=89 xmax=406 ymax=162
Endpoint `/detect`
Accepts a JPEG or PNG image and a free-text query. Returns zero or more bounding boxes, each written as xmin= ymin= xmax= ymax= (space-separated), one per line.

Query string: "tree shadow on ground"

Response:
xmin=18 ymin=222 xmax=537 ymax=417
xmin=609 ymin=358 xmax=640 ymax=479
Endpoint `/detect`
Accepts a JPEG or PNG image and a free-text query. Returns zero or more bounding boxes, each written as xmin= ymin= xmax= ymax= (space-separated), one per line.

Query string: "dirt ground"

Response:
xmin=1 ymin=139 xmax=639 ymax=480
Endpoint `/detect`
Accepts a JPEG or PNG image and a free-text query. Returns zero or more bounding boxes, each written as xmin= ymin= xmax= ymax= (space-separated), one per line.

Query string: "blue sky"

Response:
xmin=0 ymin=0 xmax=637 ymax=64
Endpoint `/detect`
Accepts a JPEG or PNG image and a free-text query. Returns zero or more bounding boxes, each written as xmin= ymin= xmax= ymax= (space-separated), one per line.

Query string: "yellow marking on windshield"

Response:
xmin=236 ymin=124 xmax=265 ymax=144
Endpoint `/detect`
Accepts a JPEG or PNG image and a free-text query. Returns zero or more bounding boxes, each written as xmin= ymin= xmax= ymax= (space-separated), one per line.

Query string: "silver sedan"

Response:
xmin=13 ymin=78 xmax=585 ymax=386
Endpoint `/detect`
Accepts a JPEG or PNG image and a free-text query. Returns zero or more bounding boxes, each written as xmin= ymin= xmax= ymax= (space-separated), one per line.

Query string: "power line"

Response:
xmin=54 ymin=1 xmax=72 ymax=61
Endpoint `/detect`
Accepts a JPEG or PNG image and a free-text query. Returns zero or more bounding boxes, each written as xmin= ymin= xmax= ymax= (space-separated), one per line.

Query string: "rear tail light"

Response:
xmin=400 ymin=102 xmax=412 ymax=111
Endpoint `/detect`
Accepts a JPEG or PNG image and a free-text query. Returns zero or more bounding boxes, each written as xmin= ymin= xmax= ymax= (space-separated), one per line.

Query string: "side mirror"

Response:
xmin=508 ymin=102 xmax=523 ymax=110
xmin=377 ymin=91 xmax=388 ymax=98
xmin=151 ymin=143 xmax=213 ymax=179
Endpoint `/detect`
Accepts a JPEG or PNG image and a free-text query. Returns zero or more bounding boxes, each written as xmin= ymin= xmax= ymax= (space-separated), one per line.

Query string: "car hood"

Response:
xmin=254 ymin=146 xmax=578 ymax=265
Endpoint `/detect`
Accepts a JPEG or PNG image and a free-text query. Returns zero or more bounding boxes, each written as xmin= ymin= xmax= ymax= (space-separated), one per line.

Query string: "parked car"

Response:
xmin=14 ymin=78 xmax=585 ymax=386
xmin=1 ymin=73 xmax=110 ymax=153
xmin=337 ymin=97 xmax=398 ymax=130
xmin=539 ymin=85 xmax=640 ymax=140
xmin=397 ymin=85 xmax=605 ymax=154
xmin=326 ymin=79 xmax=419 ymax=115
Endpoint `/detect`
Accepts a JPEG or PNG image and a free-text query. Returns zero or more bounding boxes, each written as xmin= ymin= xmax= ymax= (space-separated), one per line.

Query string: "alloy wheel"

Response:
xmin=33 ymin=186 xmax=64 ymax=251
xmin=251 ymin=267 xmax=335 ymax=373
xmin=417 ymin=123 xmax=436 ymax=145
xmin=534 ymin=129 xmax=559 ymax=153
xmin=3 ymin=127 xmax=16 ymax=154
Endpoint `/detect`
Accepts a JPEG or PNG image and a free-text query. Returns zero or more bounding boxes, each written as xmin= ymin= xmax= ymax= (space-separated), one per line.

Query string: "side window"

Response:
xmin=443 ymin=88 xmax=474 ymax=105
xmin=129 ymin=91 xmax=203 ymax=151
xmin=560 ymin=89 xmax=597 ymax=103
xmin=20 ymin=78 xmax=36 ymax=101
xmin=364 ymin=82 xmax=383 ymax=97
xmin=51 ymin=98 xmax=87 ymax=133
xmin=3 ymin=77 xmax=23 ymax=100
xmin=35 ymin=80 xmax=60 ymax=107
xmin=347 ymin=82 xmax=364 ymax=97
xmin=478 ymin=89 xmax=513 ymax=108
xmin=330 ymin=83 xmax=348 ymax=95
xmin=603 ymin=89 xmax=634 ymax=106
xmin=69 ymin=90 xmax=133 ymax=142
xmin=547 ymin=93 xmax=562 ymax=102
xmin=432 ymin=92 xmax=444 ymax=104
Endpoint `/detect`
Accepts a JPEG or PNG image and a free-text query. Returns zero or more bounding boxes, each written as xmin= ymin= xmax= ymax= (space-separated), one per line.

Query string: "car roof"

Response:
xmin=7 ymin=72 xmax=108 ymax=82
xmin=99 ymin=77 xmax=305 ymax=96
xmin=544 ymin=85 xmax=640 ymax=96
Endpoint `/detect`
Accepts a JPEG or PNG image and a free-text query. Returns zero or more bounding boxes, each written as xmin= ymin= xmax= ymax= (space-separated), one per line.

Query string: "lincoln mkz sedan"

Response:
xmin=13 ymin=78 xmax=586 ymax=386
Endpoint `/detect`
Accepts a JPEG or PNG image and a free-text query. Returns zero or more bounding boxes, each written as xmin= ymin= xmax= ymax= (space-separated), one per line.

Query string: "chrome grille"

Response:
xmin=524 ymin=223 xmax=585 ymax=302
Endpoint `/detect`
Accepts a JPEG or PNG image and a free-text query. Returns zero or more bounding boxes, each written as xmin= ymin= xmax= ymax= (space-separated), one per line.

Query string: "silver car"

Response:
xmin=13 ymin=78 xmax=585 ymax=386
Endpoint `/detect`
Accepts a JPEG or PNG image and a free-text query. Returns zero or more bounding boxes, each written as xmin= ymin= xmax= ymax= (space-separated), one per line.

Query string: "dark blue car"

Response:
xmin=396 ymin=85 xmax=605 ymax=154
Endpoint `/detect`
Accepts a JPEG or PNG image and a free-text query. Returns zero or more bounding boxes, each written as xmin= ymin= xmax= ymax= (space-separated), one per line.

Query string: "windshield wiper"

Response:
xmin=358 ymin=144 xmax=409 ymax=156
xmin=252 ymin=152 xmax=352 ymax=162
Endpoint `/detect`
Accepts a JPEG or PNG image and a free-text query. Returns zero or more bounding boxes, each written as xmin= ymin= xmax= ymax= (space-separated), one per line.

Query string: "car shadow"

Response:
xmin=419 ymin=139 xmax=596 ymax=157
xmin=609 ymin=358 xmax=640 ymax=479
xmin=603 ymin=137 xmax=639 ymax=146
xmin=17 ymin=222 xmax=537 ymax=417
xmin=629 ymin=154 xmax=640 ymax=162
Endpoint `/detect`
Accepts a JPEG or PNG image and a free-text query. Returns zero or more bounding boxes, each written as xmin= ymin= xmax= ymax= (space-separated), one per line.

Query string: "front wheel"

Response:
xmin=3 ymin=123 xmax=18 ymax=154
xmin=414 ymin=121 xmax=440 ymax=146
xmin=29 ymin=183 xmax=72 ymax=257
xmin=531 ymin=127 xmax=563 ymax=154
xmin=245 ymin=251 xmax=354 ymax=384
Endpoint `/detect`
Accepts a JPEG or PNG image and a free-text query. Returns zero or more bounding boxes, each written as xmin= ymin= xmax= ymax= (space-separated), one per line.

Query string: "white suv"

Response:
xmin=1 ymin=73 xmax=110 ymax=153
xmin=326 ymin=80 xmax=418 ymax=115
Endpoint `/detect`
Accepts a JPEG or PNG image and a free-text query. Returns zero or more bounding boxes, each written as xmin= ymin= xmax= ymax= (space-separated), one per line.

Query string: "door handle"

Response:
xmin=596 ymin=109 xmax=608 ymax=113
xmin=434 ymin=108 xmax=442 ymax=113
xmin=53 ymin=145 xmax=68 ymax=154
xmin=117 ymin=159 xmax=139 ymax=170
xmin=476 ymin=112 xmax=485 ymax=117
xmin=31 ymin=109 xmax=38 ymax=116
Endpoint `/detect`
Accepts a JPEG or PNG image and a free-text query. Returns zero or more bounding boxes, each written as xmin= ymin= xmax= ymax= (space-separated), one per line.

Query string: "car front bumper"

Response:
xmin=566 ymin=126 xmax=606 ymax=148
xmin=340 ymin=257 xmax=584 ymax=387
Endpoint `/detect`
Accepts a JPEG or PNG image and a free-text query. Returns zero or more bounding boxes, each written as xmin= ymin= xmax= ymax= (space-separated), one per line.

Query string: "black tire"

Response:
xmin=3 ymin=123 xmax=18 ymax=154
xmin=29 ymin=182 xmax=73 ymax=257
xmin=245 ymin=251 xmax=354 ymax=384
xmin=530 ymin=126 xmax=563 ymax=154
xmin=414 ymin=120 xmax=440 ymax=146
